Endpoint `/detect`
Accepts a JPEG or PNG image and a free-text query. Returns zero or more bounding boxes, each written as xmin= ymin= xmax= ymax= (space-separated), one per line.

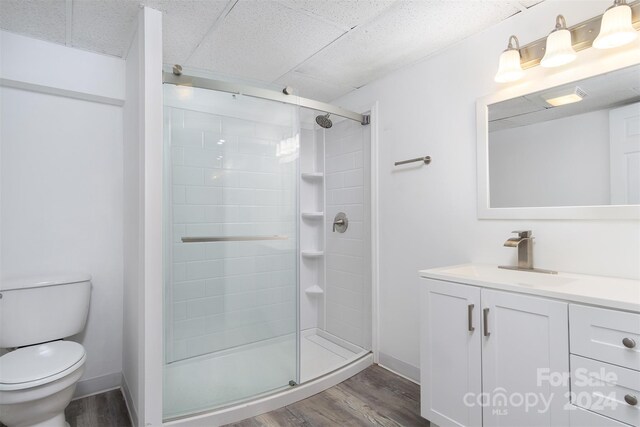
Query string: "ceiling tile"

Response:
xmin=518 ymin=0 xmax=545 ymax=9
xmin=0 ymin=0 xmax=66 ymax=45
xmin=72 ymin=0 xmax=139 ymax=57
xmin=276 ymin=0 xmax=395 ymax=31
xmin=295 ymin=0 xmax=521 ymax=89
xmin=186 ymin=0 xmax=345 ymax=82
xmin=274 ymin=71 xmax=356 ymax=102
xmin=142 ymin=0 xmax=229 ymax=65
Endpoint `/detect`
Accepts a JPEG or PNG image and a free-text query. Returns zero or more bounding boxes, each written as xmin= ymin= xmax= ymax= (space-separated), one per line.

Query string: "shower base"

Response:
xmin=163 ymin=329 xmax=370 ymax=424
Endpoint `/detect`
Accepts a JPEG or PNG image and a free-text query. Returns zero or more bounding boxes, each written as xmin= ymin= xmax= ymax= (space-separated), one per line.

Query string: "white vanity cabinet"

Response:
xmin=419 ymin=265 xmax=640 ymax=427
xmin=420 ymin=278 xmax=569 ymax=427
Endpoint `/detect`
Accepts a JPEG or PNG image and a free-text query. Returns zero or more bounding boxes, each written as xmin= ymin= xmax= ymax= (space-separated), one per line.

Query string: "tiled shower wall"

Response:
xmin=166 ymin=107 xmax=298 ymax=362
xmin=324 ymin=118 xmax=372 ymax=350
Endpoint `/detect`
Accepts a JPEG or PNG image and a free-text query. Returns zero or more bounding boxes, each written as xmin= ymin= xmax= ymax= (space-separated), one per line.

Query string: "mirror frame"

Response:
xmin=477 ymin=47 xmax=640 ymax=220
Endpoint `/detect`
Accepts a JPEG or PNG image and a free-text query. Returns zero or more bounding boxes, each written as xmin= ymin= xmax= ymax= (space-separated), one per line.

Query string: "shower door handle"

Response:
xmin=181 ymin=235 xmax=288 ymax=243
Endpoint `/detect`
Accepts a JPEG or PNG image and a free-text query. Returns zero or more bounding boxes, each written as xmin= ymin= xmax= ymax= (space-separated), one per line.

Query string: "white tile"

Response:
xmin=186 ymin=259 xmax=224 ymax=280
xmin=183 ymin=109 xmax=222 ymax=132
xmin=173 ymin=302 xmax=187 ymax=321
xmin=173 ymin=280 xmax=206 ymax=301
xmin=185 ymin=187 xmax=223 ymax=205
xmin=183 ymin=147 xmax=223 ymax=168
xmin=173 ymin=243 xmax=206 ymax=262
xmin=173 ymin=186 xmax=186 ymax=204
xmin=172 ymin=128 xmax=203 ymax=147
xmin=173 ymin=205 xmax=206 ymax=224
xmin=343 ymin=168 xmax=364 ymax=187
xmin=187 ymin=296 xmax=224 ymax=318
xmin=173 ymin=166 xmax=205 ymax=186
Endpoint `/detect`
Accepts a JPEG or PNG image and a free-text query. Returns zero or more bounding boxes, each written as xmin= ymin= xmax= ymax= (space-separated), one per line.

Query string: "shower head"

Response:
xmin=315 ymin=113 xmax=333 ymax=129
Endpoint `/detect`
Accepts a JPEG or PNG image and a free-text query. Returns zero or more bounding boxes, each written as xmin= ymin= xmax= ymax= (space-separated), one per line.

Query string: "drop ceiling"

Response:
xmin=0 ymin=0 xmax=544 ymax=102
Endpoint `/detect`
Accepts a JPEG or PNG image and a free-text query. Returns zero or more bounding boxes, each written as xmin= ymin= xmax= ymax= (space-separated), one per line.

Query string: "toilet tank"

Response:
xmin=0 ymin=274 xmax=91 ymax=348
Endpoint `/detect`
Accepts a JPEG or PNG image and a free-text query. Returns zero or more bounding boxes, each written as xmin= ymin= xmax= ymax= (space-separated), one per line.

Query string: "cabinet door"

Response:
xmin=420 ymin=278 xmax=482 ymax=427
xmin=482 ymin=289 xmax=569 ymax=427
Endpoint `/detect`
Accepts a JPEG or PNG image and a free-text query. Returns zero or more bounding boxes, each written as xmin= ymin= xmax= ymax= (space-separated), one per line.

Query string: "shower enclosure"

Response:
xmin=162 ymin=73 xmax=372 ymax=421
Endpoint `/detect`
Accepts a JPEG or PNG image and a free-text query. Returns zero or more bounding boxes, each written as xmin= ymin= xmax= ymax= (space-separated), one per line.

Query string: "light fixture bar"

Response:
xmin=518 ymin=0 xmax=640 ymax=69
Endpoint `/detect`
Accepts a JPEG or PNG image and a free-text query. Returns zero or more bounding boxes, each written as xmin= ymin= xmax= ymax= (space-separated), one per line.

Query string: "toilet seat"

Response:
xmin=0 ymin=341 xmax=85 ymax=391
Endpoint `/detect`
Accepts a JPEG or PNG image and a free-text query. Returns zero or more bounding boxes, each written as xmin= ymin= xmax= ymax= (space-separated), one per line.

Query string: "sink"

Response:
xmin=437 ymin=264 xmax=577 ymax=287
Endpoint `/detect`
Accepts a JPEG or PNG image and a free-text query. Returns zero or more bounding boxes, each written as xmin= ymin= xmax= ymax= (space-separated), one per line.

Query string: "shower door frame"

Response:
xmin=149 ymin=71 xmax=380 ymax=426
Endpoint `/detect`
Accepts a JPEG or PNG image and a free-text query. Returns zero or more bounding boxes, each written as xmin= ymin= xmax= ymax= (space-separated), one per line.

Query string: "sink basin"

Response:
xmin=419 ymin=263 xmax=640 ymax=313
xmin=436 ymin=264 xmax=577 ymax=287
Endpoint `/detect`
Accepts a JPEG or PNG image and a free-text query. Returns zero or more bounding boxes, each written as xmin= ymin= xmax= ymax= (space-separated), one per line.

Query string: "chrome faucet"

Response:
xmin=499 ymin=230 xmax=557 ymax=274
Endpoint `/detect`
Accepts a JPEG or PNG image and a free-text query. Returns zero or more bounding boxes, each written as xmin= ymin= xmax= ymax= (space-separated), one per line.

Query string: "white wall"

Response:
xmin=0 ymin=32 xmax=126 ymax=394
xmin=121 ymin=8 xmax=164 ymax=427
xmin=122 ymin=23 xmax=142 ymax=427
xmin=490 ymin=109 xmax=610 ymax=207
xmin=334 ymin=0 xmax=640 ymax=380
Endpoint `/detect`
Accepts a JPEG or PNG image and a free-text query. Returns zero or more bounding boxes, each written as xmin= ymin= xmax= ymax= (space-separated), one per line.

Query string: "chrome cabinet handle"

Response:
xmin=468 ymin=304 xmax=475 ymax=332
xmin=624 ymin=394 xmax=638 ymax=406
xmin=622 ymin=338 xmax=636 ymax=349
xmin=483 ymin=308 xmax=490 ymax=337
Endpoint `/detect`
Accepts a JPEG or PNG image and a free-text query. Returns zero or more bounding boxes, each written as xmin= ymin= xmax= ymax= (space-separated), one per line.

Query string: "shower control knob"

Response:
xmin=333 ymin=212 xmax=348 ymax=233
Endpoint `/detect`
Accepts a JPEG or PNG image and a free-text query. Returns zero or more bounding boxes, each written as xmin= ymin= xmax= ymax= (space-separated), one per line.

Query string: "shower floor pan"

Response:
xmin=163 ymin=328 xmax=370 ymax=423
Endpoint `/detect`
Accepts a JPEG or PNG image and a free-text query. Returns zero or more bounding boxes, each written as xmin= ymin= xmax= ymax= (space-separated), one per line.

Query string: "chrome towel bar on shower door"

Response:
xmin=181 ymin=235 xmax=288 ymax=243
xmin=394 ymin=156 xmax=432 ymax=166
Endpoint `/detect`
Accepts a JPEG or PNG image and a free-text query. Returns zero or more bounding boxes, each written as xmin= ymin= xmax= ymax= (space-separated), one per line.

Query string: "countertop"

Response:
xmin=419 ymin=263 xmax=640 ymax=313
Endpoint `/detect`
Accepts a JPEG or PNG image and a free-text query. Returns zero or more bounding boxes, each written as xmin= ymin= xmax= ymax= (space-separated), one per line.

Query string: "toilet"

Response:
xmin=0 ymin=275 xmax=91 ymax=427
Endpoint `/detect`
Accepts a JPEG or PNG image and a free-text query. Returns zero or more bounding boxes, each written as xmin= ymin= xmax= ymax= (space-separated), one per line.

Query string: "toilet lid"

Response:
xmin=0 ymin=341 xmax=85 ymax=384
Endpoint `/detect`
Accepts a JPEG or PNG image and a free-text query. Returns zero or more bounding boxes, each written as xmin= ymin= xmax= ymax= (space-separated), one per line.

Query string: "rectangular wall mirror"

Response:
xmin=477 ymin=64 xmax=640 ymax=220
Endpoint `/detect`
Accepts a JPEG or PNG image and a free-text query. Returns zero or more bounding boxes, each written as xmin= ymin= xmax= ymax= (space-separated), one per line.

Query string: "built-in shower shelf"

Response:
xmin=305 ymin=285 xmax=324 ymax=296
xmin=301 ymin=212 xmax=324 ymax=219
xmin=301 ymin=250 xmax=324 ymax=258
xmin=301 ymin=172 xmax=324 ymax=180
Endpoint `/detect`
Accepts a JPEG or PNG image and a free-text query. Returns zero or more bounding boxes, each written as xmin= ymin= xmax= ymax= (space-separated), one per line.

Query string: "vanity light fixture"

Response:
xmin=493 ymin=1 xmax=639 ymax=84
xmin=494 ymin=35 xmax=524 ymax=83
xmin=544 ymin=86 xmax=587 ymax=107
xmin=594 ymin=0 xmax=638 ymax=49
xmin=540 ymin=15 xmax=577 ymax=68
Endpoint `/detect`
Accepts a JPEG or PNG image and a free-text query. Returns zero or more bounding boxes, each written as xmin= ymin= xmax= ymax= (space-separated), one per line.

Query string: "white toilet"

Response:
xmin=0 ymin=275 xmax=91 ymax=427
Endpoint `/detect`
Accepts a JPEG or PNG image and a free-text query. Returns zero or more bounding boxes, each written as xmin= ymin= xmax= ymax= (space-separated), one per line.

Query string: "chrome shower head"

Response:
xmin=315 ymin=113 xmax=332 ymax=129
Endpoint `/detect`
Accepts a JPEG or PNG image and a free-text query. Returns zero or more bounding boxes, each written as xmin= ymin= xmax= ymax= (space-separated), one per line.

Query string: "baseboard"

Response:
xmin=122 ymin=375 xmax=139 ymax=427
xmin=73 ymin=371 xmax=123 ymax=399
xmin=377 ymin=352 xmax=420 ymax=384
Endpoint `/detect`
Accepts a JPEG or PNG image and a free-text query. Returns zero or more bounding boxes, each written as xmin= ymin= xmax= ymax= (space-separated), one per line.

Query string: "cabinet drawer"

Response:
xmin=569 ymin=405 xmax=629 ymax=427
xmin=570 ymin=355 xmax=640 ymax=426
xmin=570 ymin=304 xmax=640 ymax=371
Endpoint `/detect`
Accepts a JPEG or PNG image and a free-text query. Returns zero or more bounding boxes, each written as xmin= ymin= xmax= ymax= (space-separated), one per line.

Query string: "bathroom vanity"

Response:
xmin=419 ymin=264 xmax=640 ymax=427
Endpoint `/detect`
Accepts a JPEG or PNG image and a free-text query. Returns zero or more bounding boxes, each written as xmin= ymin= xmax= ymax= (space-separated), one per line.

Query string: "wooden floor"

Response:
xmin=3 ymin=365 xmax=427 ymax=427
xmin=227 ymin=365 xmax=429 ymax=427
xmin=65 ymin=389 xmax=132 ymax=427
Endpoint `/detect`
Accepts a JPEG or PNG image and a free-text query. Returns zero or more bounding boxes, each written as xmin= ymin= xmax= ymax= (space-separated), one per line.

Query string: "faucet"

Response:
xmin=504 ymin=230 xmax=534 ymax=269
xmin=499 ymin=230 xmax=557 ymax=274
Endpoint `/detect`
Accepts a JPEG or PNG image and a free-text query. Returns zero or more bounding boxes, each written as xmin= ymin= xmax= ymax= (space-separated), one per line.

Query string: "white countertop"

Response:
xmin=419 ymin=264 xmax=640 ymax=313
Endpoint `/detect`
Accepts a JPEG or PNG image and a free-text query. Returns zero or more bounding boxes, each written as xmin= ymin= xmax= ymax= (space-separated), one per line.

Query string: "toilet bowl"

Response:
xmin=0 ymin=341 xmax=86 ymax=427
xmin=0 ymin=275 xmax=91 ymax=427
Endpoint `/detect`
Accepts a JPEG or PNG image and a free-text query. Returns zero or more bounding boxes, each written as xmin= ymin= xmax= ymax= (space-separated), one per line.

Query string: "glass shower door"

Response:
xmin=163 ymin=84 xmax=299 ymax=419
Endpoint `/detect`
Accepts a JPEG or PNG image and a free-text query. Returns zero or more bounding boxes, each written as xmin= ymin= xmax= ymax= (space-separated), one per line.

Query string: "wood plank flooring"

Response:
xmin=65 ymin=389 xmax=132 ymax=427
xmin=226 ymin=365 xmax=429 ymax=427
xmin=3 ymin=365 xmax=428 ymax=427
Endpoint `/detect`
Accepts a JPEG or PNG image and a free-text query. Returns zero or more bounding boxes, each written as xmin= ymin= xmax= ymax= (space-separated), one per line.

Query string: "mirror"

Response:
xmin=478 ymin=64 xmax=640 ymax=220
